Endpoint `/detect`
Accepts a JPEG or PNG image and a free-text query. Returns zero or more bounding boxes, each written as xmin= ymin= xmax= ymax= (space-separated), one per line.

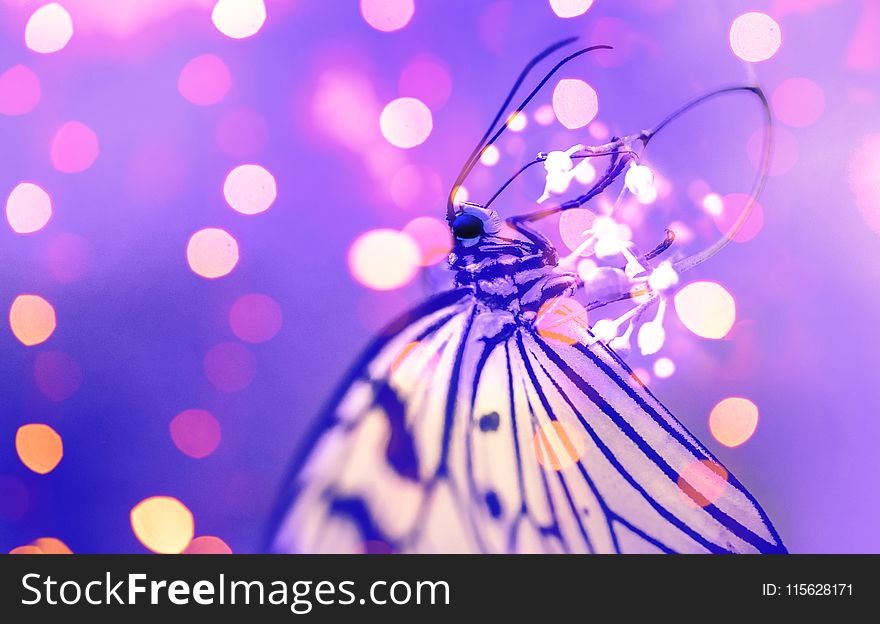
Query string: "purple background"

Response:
xmin=2 ymin=0 xmax=879 ymax=553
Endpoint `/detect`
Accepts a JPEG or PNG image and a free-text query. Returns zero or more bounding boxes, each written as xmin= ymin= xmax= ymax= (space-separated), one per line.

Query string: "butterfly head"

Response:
xmin=451 ymin=202 xmax=503 ymax=247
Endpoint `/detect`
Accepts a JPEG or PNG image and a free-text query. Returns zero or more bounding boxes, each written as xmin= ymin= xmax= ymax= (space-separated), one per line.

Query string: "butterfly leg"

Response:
xmin=508 ymin=210 xmax=670 ymax=316
xmin=509 ymin=148 xmax=633 ymax=225
xmin=503 ymin=159 xmax=636 ymax=260
xmin=506 ymin=214 xmax=557 ymax=257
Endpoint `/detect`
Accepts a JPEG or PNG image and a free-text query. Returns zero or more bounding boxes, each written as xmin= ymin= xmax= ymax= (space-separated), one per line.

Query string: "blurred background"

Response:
xmin=1 ymin=0 xmax=879 ymax=554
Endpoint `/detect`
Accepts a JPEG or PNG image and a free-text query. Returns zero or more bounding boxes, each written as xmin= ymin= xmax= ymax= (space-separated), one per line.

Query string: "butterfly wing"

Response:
xmin=501 ymin=328 xmax=786 ymax=553
xmin=269 ymin=289 xmax=785 ymax=553
xmin=269 ymin=287 xmax=485 ymax=553
xmin=459 ymin=318 xmax=784 ymax=554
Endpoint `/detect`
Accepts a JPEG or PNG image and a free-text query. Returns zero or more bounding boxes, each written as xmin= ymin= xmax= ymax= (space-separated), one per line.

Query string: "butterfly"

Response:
xmin=268 ymin=38 xmax=786 ymax=554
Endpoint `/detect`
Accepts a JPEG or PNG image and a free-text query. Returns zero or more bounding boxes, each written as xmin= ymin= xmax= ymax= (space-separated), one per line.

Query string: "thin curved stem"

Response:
xmin=666 ymin=86 xmax=772 ymax=273
xmin=497 ymin=84 xmax=771 ymax=278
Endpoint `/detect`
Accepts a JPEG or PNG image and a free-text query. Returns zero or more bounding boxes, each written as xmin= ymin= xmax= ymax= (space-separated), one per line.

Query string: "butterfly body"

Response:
xmin=451 ymin=234 xmax=580 ymax=318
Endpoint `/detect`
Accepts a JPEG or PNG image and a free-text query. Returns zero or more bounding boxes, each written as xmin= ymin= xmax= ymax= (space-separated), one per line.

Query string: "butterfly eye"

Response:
xmin=452 ymin=213 xmax=484 ymax=241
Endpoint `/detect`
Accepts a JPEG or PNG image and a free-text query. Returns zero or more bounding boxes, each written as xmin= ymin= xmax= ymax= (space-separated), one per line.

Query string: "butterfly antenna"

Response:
xmin=444 ymin=37 xmax=578 ymax=223
xmin=446 ymin=39 xmax=613 ymax=223
xmin=483 ymin=156 xmax=543 ymax=209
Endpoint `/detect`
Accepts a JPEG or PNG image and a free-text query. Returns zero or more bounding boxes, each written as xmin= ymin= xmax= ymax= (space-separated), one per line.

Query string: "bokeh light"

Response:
xmin=589 ymin=119 xmax=610 ymax=140
xmin=389 ymin=340 xmax=441 ymax=391
xmin=747 ymin=125 xmax=798 ymax=176
xmin=184 ymin=536 xmax=232 ymax=554
xmin=379 ymin=97 xmax=432 ymax=148
xmin=34 ymin=350 xmax=82 ymax=402
xmin=709 ymin=397 xmax=759 ymax=448
xmin=223 ymin=164 xmax=277 ymax=215
xmin=729 ymin=12 xmax=782 ymax=63
xmin=772 ymin=77 xmax=825 ymax=127
xmin=130 ymin=496 xmax=194 ymax=554
xmin=50 ymin=121 xmax=99 ymax=173
xmin=653 ymin=357 xmax=675 ymax=379
xmin=389 ymin=164 xmax=443 ymax=209
xmin=211 ymin=0 xmax=267 ymax=40
xmin=534 ymin=104 xmax=555 ymax=126
xmin=702 ymin=192 xmax=723 ymax=216
xmin=558 ymin=208 xmax=597 ymax=256
xmin=311 ymin=69 xmax=381 ymax=151
xmin=452 ymin=185 xmax=469 ymax=205
xmin=576 ymin=258 xmax=597 ymax=282
xmin=552 ymin=78 xmax=599 ymax=129
xmin=480 ymin=145 xmax=500 ymax=166
xmin=25 ymin=3 xmax=74 ymax=54
xmin=549 ymin=0 xmax=594 ymax=19
xmin=533 ymin=421 xmax=587 ymax=471
xmin=6 ymin=182 xmax=52 ymax=234
xmin=360 ymin=0 xmax=415 ymax=32
xmin=631 ymin=368 xmax=651 ymax=387
xmin=844 ymin=0 xmax=880 ymax=72
xmin=37 ymin=0 xmax=210 ymax=39
xmin=688 ymin=179 xmax=711 ymax=204
xmin=713 ymin=193 xmax=764 ymax=242
xmin=348 ymin=229 xmax=420 ymax=290
xmin=398 ymin=56 xmax=452 ymax=109
xmin=674 ymin=281 xmax=736 ymax=340
xmin=390 ymin=341 xmax=420 ymax=375
xmin=850 ymin=133 xmax=880 ymax=234
xmin=229 ymin=293 xmax=283 ymax=343
xmin=506 ymin=111 xmax=527 ymax=132
xmin=170 ymin=409 xmax=222 ymax=459
xmin=32 ymin=537 xmax=73 ymax=554
xmin=535 ymin=297 xmax=589 ymax=345
xmin=573 ymin=159 xmax=596 ymax=184
xmin=677 ymin=459 xmax=728 ymax=508
xmin=178 ymin=54 xmax=231 ymax=106
xmin=9 ymin=294 xmax=56 ymax=346
xmin=16 ymin=424 xmax=63 ymax=474
xmin=668 ymin=220 xmax=694 ymax=245
xmin=401 ymin=216 xmax=451 ymax=266
xmin=186 ymin=228 xmax=239 ymax=279
xmin=0 ymin=65 xmax=41 ymax=116
xmin=203 ymin=342 xmax=256 ymax=392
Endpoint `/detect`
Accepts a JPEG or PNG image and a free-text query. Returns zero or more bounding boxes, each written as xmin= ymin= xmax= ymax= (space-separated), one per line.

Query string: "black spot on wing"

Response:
xmin=328 ymin=496 xmax=392 ymax=547
xmin=373 ymin=381 xmax=419 ymax=481
xmin=485 ymin=491 xmax=502 ymax=518
xmin=479 ymin=411 xmax=500 ymax=432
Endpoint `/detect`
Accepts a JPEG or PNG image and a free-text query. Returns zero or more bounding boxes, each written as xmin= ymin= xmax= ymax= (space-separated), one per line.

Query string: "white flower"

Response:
xmin=637 ymin=322 xmax=665 ymax=356
xmin=624 ymin=162 xmax=655 ymax=199
xmin=591 ymin=319 xmax=619 ymax=343
xmin=648 ymin=261 xmax=679 ymax=292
